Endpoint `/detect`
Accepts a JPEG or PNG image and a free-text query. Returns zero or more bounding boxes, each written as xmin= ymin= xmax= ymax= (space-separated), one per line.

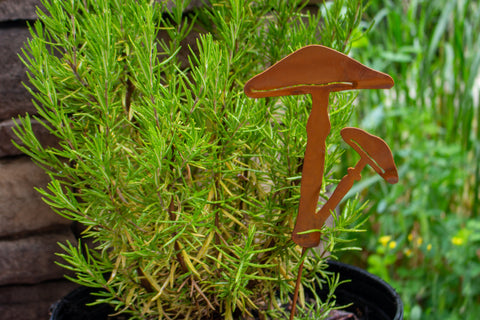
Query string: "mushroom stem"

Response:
xmin=292 ymin=89 xmax=331 ymax=248
xmin=314 ymin=157 xmax=368 ymax=231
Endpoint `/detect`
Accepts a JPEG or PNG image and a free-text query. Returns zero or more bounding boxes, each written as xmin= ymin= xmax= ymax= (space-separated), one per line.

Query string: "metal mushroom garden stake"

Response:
xmin=245 ymin=45 xmax=394 ymax=248
xmin=244 ymin=45 xmax=398 ymax=319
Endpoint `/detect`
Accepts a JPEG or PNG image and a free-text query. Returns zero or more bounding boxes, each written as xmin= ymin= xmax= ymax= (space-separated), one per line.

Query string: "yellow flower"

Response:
xmin=408 ymin=233 xmax=413 ymax=242
xmin=416 ymin=237 xmax=423 ymax=246
xmin=379 ymin=235 xmax=392 ymax=247
xmin=427 ymin=244 xmax=432 ymax=251
xmin=404 ymin=248 xmax=412 ymax=257
xmin=451 ymin=237 xmax=464 ymax=246
xmin=389 ymin=241 xmax=397 ymax=249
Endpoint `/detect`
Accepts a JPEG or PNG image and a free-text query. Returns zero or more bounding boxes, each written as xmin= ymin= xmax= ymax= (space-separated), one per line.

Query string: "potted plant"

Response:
xmin=15 ymin=0 xmax=402 ymax=319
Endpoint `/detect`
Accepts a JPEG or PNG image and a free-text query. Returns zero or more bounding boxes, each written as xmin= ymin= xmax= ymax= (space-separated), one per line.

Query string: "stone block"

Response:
xmin=0 ymin=157 xmax=70 ymax=237
xmin=0 ymin=280 xmax=77 ymax=320
xmin=0 ymin=118 xmax=59 ymax=158
xmin=0 ymin=25 xmax=36 ymax=120
xmin=0 ymin=231 xmax=76 ymax=286
xmin=0 ymin=0 xmax=43 ymax=21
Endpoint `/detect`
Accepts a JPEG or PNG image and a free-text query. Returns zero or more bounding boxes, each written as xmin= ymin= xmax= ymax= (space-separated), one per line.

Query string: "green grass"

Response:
xmin=341 ymin=0 xmax=480 ymax=318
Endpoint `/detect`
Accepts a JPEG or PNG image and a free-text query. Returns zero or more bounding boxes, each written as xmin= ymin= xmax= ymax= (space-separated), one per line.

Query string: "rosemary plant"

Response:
xmin=15 ymin=0 xmax=370 ymax=319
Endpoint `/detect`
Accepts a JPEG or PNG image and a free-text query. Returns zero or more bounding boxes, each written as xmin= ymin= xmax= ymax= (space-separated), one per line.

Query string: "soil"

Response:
xmin=326 ymin=309 xmax=360 ymax=319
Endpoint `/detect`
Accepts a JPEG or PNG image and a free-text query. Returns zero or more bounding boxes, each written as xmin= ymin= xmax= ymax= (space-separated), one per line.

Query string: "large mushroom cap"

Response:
xmin=245 ymin=45 xmax=394 ymax=98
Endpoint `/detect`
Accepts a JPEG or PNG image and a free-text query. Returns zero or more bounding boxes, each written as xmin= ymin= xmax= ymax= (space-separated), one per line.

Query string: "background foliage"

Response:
xmin=342 ymin=0 xmax=480 ymax=319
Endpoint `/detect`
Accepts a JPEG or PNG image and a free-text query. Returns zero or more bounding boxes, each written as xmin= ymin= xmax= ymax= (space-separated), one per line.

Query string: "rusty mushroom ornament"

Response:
xmin=244 ymin=45 xmax=394 ymax=248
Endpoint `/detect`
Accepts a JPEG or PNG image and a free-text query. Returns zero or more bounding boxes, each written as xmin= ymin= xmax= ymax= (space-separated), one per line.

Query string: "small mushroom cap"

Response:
xmin=341 ymin=127 xmax=398 ymax=184
xmin=245 ymin=45 xmax=394 ymax=98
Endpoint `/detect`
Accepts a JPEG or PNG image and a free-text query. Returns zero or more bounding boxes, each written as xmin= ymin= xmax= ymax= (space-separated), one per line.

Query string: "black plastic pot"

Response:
xmin=317 ymin=260 xmax=403 ymax=320
xmin=49 ymin=286 xmax=118 ymax=320
xmin=50 ymin=260 xmax=403 ymax=320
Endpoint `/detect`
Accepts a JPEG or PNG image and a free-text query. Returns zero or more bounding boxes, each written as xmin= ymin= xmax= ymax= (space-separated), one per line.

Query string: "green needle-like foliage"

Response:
xmin=14 ymin=0 xmax=370 ymax=319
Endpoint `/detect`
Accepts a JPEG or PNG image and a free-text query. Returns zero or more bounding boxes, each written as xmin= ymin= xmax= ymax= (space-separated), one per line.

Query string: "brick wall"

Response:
xmin=0 ymin=1 xmax=78 ymax=319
